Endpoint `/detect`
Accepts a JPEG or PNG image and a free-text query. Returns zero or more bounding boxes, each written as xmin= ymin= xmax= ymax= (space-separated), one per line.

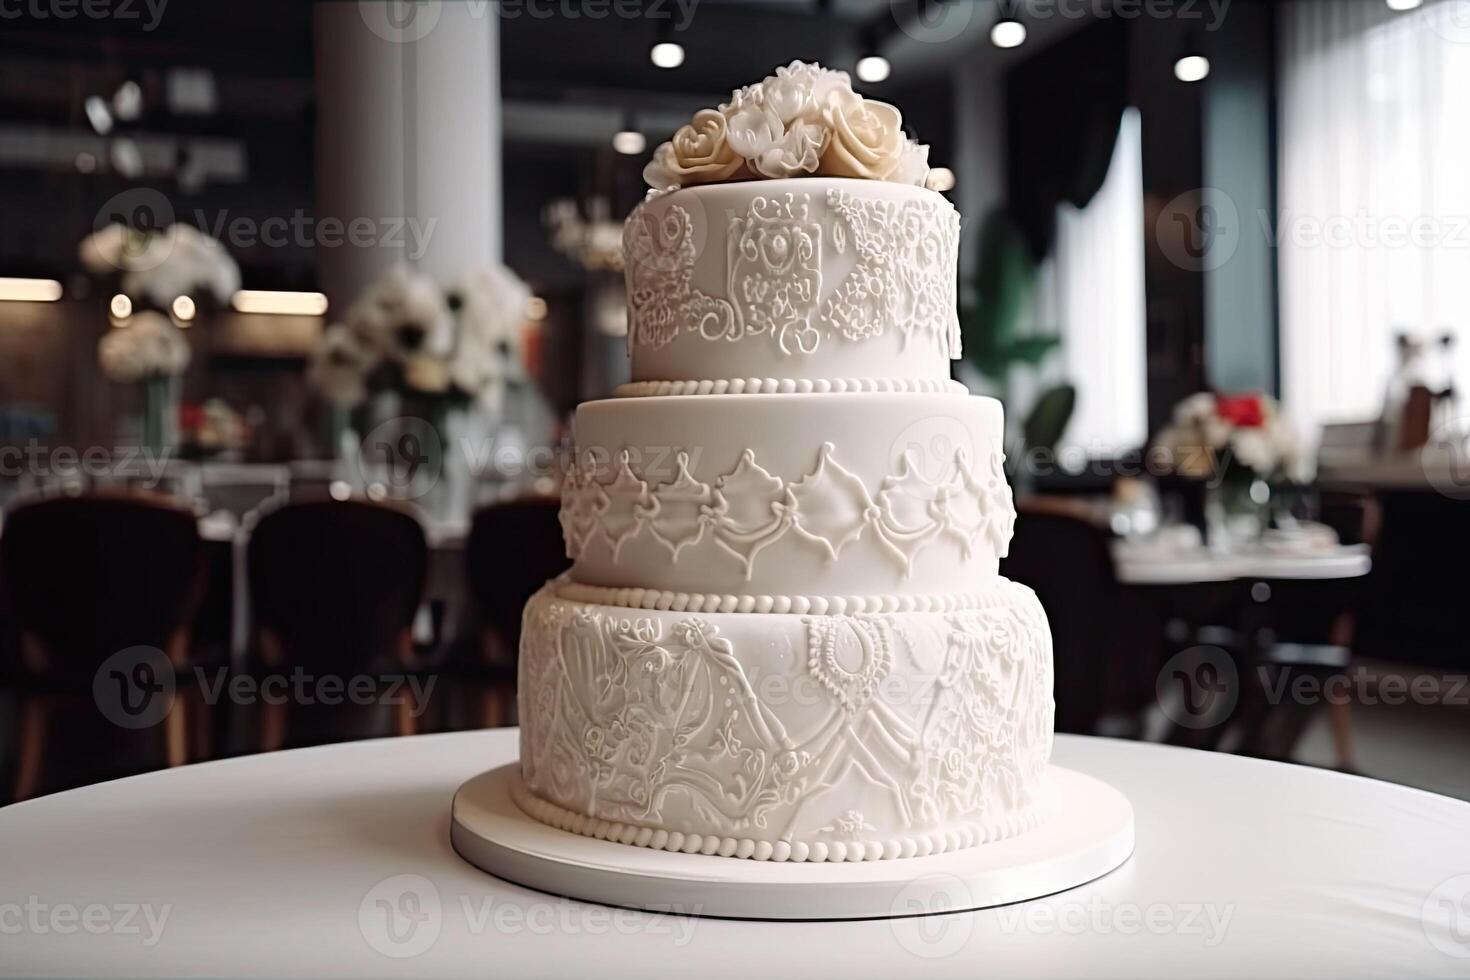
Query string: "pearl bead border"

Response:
xmin=511 ymin=773 xmax=1048 ymax=863
xmin=613 ymin=377 xmax=969 ymax=397
xmin=553 ymin=578 xmax=1031 ymax=616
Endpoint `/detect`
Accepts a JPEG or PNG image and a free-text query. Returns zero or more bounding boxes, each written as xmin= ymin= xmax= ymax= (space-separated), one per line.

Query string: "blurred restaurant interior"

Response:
xmin=1 ymin=0 xmax=1469 ymax=805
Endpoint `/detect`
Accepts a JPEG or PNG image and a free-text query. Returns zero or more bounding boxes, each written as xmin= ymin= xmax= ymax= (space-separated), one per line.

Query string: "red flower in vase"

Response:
xmin=1215 ymin=393 xmax=1265 ymax=428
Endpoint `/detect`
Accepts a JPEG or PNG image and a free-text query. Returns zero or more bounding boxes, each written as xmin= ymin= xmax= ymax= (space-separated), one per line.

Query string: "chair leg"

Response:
xmin=164 ymin=696 xmax=189 ymax=768
xmin=1328 ymin=612 xmax=1357 ymax=771
xmin=14 ymin=697 xmax=47 ymax=802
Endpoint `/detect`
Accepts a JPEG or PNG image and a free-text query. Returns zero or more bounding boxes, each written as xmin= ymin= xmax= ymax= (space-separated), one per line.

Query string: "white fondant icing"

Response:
xmin=516 ymin=579 xmax=1054 ymax=860
xmin=624 ymin=179 xmax=960 ymax=384
xmin=565 ymin=393 xmax=1012 ymax=597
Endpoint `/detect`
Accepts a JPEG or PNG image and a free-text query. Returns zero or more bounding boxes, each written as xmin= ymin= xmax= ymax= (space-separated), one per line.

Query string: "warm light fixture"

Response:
xmin=0 ymin=277 xmax=63 ymax=302
xmin=1174 ymin=54 xmax=1211 ymax=83
xmin=171 ymin=295 xmax=196 ymax=322
xmin=612 ymin=130 xmax=646 ymax=155
xmin=1386 ymin=0 xmax=1423 ymax=9
xmin=230 ymin=290 xmax=329 ymax=316
xmin=991 ymin=16 xmax=1026 ymax=49
xmin=650 ymin=40 xmax=684 ymax=69
xmin=525 ymin=296 xmax=548 ymax=321
xmin=925 ymin=167 xmax=956 ymax=193
xmin=856 ymin=55 xmax=891 ymax=84
xmin=84 ymin=95 xmax=113 ymax=135
xmin=113 ymin=79 xmax=143 ymax=121
xmin=109 ymin=293 xmax=133 ymax=319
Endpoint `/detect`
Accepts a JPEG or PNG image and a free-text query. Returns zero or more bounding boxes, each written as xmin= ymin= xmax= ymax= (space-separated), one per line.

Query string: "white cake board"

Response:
xmin=450 ymin=765 xmax=1134 ymax=921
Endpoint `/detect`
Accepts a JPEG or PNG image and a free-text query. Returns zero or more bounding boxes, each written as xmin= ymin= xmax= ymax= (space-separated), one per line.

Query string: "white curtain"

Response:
xmin=1030 ymin=107 xmax=1147 ymax=455
xmin=1279 ymin=0 xmax=1470 ymax=432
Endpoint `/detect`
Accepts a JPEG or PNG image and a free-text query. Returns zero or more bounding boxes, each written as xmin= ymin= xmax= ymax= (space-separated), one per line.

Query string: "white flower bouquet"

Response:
xmin=97 ymin=311 xmax=191 ymax=383
xmin=307 ymin=263 xmax=532 ymax=412
xmin=1153 ymin=392 xmax=1309 ymax=485
xmin=642 ymin=61 xmax=931 ymax=191
xmin=80 ymin=222 xmax=240 ymax=310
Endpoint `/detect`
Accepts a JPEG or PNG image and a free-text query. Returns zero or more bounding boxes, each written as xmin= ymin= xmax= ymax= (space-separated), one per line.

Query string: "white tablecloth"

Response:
xmin=2 ymin=731 xmax=1467 ymax=977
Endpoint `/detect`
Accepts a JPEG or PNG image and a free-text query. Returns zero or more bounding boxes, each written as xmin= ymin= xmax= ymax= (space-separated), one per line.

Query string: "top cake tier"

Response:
xmin=622 ymin=177 xmax=961 ymax=385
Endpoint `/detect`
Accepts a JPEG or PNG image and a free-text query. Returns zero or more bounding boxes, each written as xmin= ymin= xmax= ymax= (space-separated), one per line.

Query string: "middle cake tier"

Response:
xmin=561 ymin=392 xmax=1013 ymax=597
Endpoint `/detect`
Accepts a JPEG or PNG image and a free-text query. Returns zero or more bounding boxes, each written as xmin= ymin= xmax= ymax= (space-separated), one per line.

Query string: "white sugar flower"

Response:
xmin=892 ymin=140 xmax=931 ymax=187
xmin=724 ymin=96 xmax=785 ymax=161
xmin=750 ymin=121 xmax=828 ymax=179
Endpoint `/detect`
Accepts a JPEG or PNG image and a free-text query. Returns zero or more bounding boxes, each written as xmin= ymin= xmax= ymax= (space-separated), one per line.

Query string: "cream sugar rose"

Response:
xmin=515 ymin=62 xmax=1056 ymax=863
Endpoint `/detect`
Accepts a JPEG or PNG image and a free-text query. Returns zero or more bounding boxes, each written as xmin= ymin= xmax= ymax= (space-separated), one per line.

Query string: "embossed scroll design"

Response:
xmin=622 ymin=188 xmax=960 ymax=358
xmin=517 ymin=583 xmax=1053 ymax=854
xmin=558 ymin=441 xmax=1015 ymax=579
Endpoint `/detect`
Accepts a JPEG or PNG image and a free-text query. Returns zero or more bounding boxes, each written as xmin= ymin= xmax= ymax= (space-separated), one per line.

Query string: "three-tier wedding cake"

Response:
xmin=513 ymin=62 xmax=1055 ymax=864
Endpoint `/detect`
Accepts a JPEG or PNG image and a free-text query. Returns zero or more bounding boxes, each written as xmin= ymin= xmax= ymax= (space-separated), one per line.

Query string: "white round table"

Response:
xmin=2 ymin=730 xmax=1467 ymax=978
xmin=1112 ymin=543 xmax=1372 ymax=585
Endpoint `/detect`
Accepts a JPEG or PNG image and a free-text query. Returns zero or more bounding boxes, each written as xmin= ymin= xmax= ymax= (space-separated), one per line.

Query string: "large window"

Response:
xmin=1279 ymin=0 xmax=1470 ymax=433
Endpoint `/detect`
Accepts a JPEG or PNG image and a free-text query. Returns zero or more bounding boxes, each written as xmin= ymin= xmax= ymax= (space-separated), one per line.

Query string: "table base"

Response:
xmin=450 ymin=764 xmax=1135 ymax=921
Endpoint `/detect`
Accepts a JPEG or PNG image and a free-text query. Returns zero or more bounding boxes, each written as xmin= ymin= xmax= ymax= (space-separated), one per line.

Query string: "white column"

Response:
xmin=314 ymin=1 xmax=501 ymax=309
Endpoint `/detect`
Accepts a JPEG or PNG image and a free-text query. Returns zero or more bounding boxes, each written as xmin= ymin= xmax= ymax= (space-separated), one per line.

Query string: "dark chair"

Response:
xmin=1000 ymin=501 xmax=1148 ymax=734
xmin=464 ymin=495 xmax=570 ymax=672
xmin=0 ymin=491 xmax=208 ymax=800
xmin=246 ymin=498 xmax=429 ymax=748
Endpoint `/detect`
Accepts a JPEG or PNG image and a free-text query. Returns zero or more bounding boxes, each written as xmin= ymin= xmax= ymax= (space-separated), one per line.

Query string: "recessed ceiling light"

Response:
xmin=1386 ymin=0 xmax=1423 ymax=10
xmin=991 ymin=17 xmax=1026 ymax=49
xmin=1174 ymin=54 xmax=1210 ymax=83
xmin=612 ymin=130 xmax=646 ymax=155
xmin=856 ymin=55 xmax=890 ymax=84
xmin=650 ymin=41 xmax=684 ymax=69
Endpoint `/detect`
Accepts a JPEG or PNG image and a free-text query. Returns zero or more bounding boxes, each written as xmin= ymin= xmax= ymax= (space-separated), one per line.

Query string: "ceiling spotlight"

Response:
xmin=109 ymin=293 xmax=133 ymax=319
xmin=612 ymin=130 xmax=646 ymax=155
xmin=990 ymin=16 xmax=1027 ymax=49
xmin=925 ymin=167 xmax=956 ymax=193
xmin=650 ymin=41 xmax=684 ymax=69
xmin=84 ymin=96 xmax=113 ymax=135
xmin=1174 ymin=54 xmax=1211 ymax=83
xmin=171 ymin=295 xmax=196 ymax=322
xmin=856 ymin=55 xmax=891 ymax=84
xmin=1386 ymin=0 xmax=1423 ymax=9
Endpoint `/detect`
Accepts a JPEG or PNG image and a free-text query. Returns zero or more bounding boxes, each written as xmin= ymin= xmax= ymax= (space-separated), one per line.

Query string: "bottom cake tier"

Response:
xmin=515 ymin=577 xmax=1056 ymax=862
